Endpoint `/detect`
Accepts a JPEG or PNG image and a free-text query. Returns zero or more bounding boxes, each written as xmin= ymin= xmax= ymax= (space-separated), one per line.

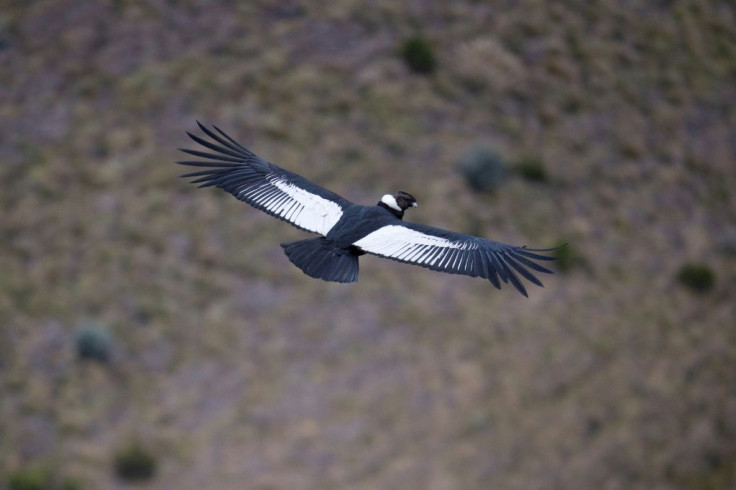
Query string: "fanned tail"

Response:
xmin=281 ymin=238 xmax=359 ymax=283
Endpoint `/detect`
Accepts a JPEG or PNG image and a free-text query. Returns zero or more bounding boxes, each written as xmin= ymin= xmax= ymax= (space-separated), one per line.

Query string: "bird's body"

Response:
xmin=178 ymin=122 xmax=557 ymax=296
xmin=326 ymin=201 xmax=405 ymax=250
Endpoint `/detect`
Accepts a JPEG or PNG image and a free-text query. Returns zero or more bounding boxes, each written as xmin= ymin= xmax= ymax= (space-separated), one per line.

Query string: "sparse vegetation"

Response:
xmin=75 ymin=324 xmax=112 ymax=363
xmin=6 ymin=467 xmax=50 ymax=490
xmin=457 ymin=145 xmax=506 ymax=192
xmin=114 ymin=443 xmax=157 ymax=482
xmin=676 ymin=263 xmax=715 ymax=293
xmin=400 ymin=35 xmax=436 ymax=74
xmin=60 ymin=479 xmax=83 ymax=490
xmin=554 ymin=242 xmax=580 ymax=273
xmin=513 ymin=156 xmax=548 ymax=182
xmin=1 ymin=2 xmax=735 ymax=489
xmin=5 ymin=468 xmax=80 ymax=490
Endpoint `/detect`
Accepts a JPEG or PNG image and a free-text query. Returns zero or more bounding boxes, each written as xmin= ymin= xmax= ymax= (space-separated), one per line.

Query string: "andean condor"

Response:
xmin=178 ymin=122 xmax=557 ymax=296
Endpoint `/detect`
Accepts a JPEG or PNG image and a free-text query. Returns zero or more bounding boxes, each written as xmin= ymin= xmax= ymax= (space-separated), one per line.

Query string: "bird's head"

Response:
xmin=380 ymin=191 xmax=417 ymax=217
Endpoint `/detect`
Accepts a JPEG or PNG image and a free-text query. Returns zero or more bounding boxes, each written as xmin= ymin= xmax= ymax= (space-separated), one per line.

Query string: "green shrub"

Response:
xmin=76 ymin=324 xmax=112 ymax=363
xmin=401 ymin=35 xmax=436 ymax=74
xmin=60 ymin=479 xmax=84 ymax=490
xmin=5 ymin=467 xmax=81 ymax=490
xmin=513 ymin=156 xmax=548 ymax=182
xmin=554 ymin=242 xmax=580 ymax=273
xmin=7 ymin=467 xmax=50 ymax=490
xmin=114 ymin=443 xmax=157 ymax=482
xmin=676 ymin=263 xmax=715 ymax=293
xmin=457 ymin=145 xmax=506 ymax=192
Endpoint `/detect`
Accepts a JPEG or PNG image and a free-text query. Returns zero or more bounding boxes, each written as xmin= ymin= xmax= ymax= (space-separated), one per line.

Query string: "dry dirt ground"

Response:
xmin=1 ymin=1 xmax=735 ymax=489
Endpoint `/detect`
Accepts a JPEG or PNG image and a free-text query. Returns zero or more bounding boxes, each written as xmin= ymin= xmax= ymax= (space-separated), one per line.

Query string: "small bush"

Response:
xmin=514 ymin=156 xmax=548 ymax=182
xmin=7 ymin=467 xmax=50 ymax=490
xmin=76 ymin=324 xmax=112 ymax=363
xmin=60 ymin=479 xmax=84 ymax=490
xmin=6 ymin=467 xmax=81 ymax=490
xmin=114 ymin=443 xmax=157 ymax=482
xmin=465 ymin=410 xmax=490 ymax=433
xmin=401 ymin=35 xmax=436 ymax=74
xmin=554 ymin=243 xmax=580 ymax=273
xmin=676 ymin=263 xmax=715 ymax=293
xmin=585 ymin=417 xmax=602 ymax=436
xmin=457 ymin=145 xmax=506 ymax=192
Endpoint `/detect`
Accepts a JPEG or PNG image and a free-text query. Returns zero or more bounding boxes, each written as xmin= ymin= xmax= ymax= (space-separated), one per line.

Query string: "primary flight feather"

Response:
xmin=178 ymin=122 xmax=557 ymax=296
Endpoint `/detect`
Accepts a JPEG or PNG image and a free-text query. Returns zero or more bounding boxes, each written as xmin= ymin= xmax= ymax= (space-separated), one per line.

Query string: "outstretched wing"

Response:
xmin=177 ymin=122 xmax=353 ymax=236
xmin=353 ymin=222 xmax=556 ymax=296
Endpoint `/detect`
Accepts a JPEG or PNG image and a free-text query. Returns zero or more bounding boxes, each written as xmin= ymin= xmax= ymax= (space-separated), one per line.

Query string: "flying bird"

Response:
xmin=177 ymin=122 xmax=557 ymax=296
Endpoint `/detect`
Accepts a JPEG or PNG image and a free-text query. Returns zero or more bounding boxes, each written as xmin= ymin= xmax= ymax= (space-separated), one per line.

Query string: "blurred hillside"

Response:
xmin=1 ymin=1 xmax=735 ymax=488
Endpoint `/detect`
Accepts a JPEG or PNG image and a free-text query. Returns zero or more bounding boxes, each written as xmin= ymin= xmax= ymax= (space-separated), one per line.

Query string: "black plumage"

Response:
xmin=178 ymin=122 xmax=557 ymax=296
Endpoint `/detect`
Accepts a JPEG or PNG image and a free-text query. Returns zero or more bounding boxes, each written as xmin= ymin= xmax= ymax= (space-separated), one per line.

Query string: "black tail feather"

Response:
xmin=281 ymin=238 xmax=359 ymax=283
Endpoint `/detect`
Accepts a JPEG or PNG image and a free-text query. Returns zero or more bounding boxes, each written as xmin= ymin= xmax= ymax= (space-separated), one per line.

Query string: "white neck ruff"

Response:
xmin=381 ymin=194 xmax=401 ymax=211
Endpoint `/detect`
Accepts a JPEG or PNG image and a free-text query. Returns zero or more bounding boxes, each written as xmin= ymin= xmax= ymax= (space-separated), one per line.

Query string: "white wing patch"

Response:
xmin=239 ymin=177 xmax=343 ymax=235
xmin=354 ymin=225 xmax=472 ymax=267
